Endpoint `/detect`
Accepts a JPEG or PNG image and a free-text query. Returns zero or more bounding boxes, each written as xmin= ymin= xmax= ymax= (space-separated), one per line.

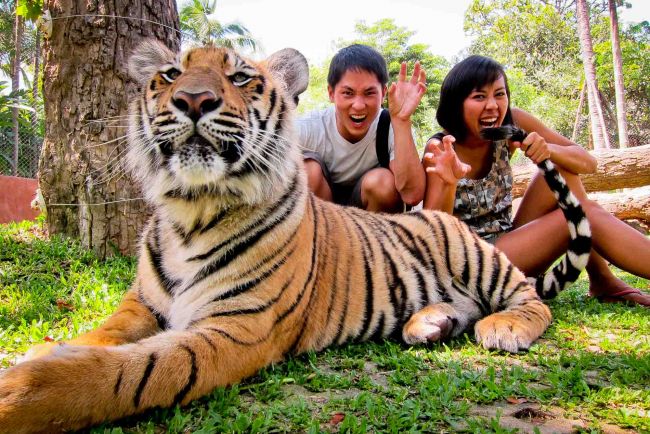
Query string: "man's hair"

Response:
xmin=327 ymin=44 xmax=389 ymax=89
xmin=436 ymin=55 xmax=513 ymax=142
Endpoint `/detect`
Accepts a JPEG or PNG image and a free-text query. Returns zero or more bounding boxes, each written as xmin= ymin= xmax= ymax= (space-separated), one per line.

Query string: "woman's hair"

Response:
xmin=436 ymin=55 xmax=513 ymax=141
xmin=327 ymin=44 xmax=388 ymax=89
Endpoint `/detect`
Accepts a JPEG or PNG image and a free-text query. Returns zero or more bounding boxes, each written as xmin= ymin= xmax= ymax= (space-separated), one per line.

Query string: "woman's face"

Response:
xmin=462 ymin=75 xmax=509 ymax=142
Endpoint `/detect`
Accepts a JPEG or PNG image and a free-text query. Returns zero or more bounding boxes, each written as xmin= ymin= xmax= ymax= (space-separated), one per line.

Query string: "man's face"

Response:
xmin=328 ymin=69 xmax=387 ymax=143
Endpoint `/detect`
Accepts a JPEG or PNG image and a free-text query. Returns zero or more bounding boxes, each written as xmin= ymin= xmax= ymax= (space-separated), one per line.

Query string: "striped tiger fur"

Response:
xmin=0 ymin=42 xmax=589 ymax=433
xmin=480 ymin=126 xmax=592 ymax=299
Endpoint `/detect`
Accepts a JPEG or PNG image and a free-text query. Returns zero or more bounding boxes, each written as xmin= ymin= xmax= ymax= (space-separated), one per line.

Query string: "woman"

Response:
xmin=423 ymin=55 xmax=650 ymax=307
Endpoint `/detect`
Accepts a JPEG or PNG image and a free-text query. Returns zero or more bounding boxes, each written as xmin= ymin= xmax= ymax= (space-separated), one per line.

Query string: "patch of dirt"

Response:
xmin=282 ymin=383 xmax=364 ymax=404
xmin=583 ymin=369 xmax=611 ymax=388
xmin=599 ymin=423 xmax=641 ymax=434
xmin=10 ymin=224 xmax=49 ymax=242
xmin=468 ymin=402 xmax=640 ymax=433
xmin=584 ymin=329 xmax=650 ymax=354
xmin=467 ymin=402 xmax=587 ymax=433
xmin=511 ymin=406 xmax=551 ymax=423
xmin=362 ymin=361 xmax=390 ymax=389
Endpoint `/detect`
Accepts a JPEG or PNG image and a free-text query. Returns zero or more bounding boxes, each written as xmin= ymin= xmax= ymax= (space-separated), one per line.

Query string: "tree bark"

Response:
xmin=576 ymin=0 xmax=610 ymax=150
xmin=608 ymin=0 xmax=629 ymax=149
xmin=512 ymin=144 xmax=650 ymax=197
xmin=571 ymin=81 xmax=585 ymax=143
xmin=589 ymin=187 xmax=650 ymax=224
xmin=38 ymin=0 xmax=180 ymax=257
xmin=597 ymin=89 xmax=616 ymax=128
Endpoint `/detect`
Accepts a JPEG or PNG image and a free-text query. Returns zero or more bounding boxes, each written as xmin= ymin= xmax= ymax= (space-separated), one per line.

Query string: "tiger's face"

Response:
xmin=126 ymin=41 xmax=309 ymax=206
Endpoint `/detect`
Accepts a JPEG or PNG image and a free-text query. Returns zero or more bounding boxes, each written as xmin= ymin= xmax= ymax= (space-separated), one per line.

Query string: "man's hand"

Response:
xmin=423 ymin=135 xmax=471 ymax=185
xmin=387 ymin=61 xmax=427 ymax=121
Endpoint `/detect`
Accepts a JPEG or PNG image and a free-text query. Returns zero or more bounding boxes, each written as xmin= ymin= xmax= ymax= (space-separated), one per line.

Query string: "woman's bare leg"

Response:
xmin=509 ymin=169 xmax=650 ymax=306
xmin=496 ymin=209 xmax=571 ymax=277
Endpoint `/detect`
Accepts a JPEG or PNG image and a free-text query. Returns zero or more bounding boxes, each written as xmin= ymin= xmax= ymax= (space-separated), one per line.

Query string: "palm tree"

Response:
xmin=608 ymin=0 xmax=629 ymax=148
xmin=576 ymin=0 xmax=611 ymax=149
xmin=0 ymin=2 xmax=18 ymax=79
xmin=11 ymin=5 xmax=23 ymax=175
xmin=2 ymin=1 xmax=42 ymax=177
xmin=179 ymin=0 xmax=257 ymax=51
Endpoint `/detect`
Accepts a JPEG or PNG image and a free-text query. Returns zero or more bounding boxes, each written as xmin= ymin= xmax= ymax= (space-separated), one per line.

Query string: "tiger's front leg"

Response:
xmin=0 ymin=328 xmax=284 ymax=433
xmin=22 ymin=289 xmax=162 ymax=361
xmin=475 ymin=285 xmax=552 ymax=353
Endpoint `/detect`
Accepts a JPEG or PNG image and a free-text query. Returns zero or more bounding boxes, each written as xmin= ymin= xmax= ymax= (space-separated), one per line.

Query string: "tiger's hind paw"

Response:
xmin=474 ymin=313 xmax=540 ymax=353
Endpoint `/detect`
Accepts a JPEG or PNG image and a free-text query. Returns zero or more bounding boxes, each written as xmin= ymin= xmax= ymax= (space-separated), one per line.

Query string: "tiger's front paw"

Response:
xmin=402 ymin=304 xmax=455 ymax=345
xmin=474 ymin=313 xmax=537 ymax=353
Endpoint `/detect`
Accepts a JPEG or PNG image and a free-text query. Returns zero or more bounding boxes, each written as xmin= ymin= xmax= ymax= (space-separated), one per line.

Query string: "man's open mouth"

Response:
xmin=350 ymin=114 xmax=367 ymax=124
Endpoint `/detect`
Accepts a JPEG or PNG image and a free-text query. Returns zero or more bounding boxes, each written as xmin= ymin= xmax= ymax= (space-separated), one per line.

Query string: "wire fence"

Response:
xmin=0 ymin=103 xmax=43 ymax=179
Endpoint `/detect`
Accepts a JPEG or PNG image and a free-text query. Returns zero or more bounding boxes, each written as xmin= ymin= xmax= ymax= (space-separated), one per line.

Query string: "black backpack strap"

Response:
xmin=376 ymin=108 xmax=391 ymax=169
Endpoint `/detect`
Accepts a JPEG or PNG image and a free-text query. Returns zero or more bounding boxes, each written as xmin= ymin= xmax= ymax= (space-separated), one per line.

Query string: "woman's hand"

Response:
xmin=515 ymin=131 xmax=552 ymax=164
xmin=423 ymin=135 xmax=471 ymax=185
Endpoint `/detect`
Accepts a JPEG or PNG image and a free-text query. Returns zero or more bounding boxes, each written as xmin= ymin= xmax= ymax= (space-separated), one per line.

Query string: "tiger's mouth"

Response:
xmin=177 ymin=133 xmax=242 ymax=166
xmin=185 ymin=134 xmax=213 ymax=148
xmin=172 ymin=134 xmax=217 ymax=161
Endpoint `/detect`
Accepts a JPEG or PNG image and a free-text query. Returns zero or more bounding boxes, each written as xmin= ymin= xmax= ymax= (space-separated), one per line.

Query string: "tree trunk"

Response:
xmin=512 ymin=144 xmax=650 ymax=197
xmin=589 ymin=187 xmax=650 ymax=225
xmin=38 ymin=0 xmax=180 ymax=257
xmin=11 ymin=11 xmax=23 ymax=176
xmin=31 ymin=28 xmax=41 ymax=178
xmin=571 ymin=81 xmax=586 ymax=143
xmin=597 ymin=89 xmax=617 ymax=128
xmin=608 ymin=0 xmax=629 ymax=148
xmin=576 ymin=0 xmax=610 ymax=150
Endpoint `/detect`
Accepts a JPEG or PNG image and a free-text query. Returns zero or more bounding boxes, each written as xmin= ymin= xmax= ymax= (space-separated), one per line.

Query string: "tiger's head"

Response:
xmin=126 ymin=40 xmax=309 ymax=207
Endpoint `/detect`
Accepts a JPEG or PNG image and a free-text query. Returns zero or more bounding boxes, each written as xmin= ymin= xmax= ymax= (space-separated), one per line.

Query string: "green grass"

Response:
xmin=1 ymin=218 xmax=648 ymax=433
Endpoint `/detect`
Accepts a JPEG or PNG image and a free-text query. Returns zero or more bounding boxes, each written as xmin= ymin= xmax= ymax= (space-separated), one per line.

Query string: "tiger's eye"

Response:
xmin=161 ymin=68 xmax=182 ymax=83
xmin=230 ymin=72 xmax=252 ymax=86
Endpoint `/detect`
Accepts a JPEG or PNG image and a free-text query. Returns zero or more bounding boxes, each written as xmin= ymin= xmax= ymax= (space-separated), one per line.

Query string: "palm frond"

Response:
xmin=178 ymin=0 xmax=259 ymax=51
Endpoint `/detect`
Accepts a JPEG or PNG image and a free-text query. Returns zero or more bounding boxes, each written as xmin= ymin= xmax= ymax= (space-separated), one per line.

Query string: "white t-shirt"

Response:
xmin=296 ymin=106 xmax=395 ymax=186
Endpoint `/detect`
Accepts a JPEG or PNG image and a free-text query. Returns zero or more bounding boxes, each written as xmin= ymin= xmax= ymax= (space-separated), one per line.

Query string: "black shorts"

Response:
xmin=304 ymin=151 xmax=364 ymax=208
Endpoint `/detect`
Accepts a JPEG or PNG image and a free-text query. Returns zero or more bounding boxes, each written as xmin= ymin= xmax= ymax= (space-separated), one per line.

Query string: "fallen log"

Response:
xmin=588 ymin=186 xmax=650 ymax=225
xmin=512 ymin=144 xmax=650 ymax=197
xmin=511 ymin=186 xmax=650 ymax=232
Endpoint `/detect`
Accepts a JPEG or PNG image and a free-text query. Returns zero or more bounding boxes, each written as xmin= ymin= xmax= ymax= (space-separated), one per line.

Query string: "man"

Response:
xmin=297 ymin=44 xmax=426 ymax=212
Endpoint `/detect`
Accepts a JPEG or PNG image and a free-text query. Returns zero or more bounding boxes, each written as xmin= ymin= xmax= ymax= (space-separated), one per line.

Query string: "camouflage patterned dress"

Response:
xmin=452 ymin=139 xmax=513 ymax=243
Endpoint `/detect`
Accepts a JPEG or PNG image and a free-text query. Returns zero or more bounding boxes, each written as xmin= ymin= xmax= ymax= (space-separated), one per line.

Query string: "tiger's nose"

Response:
xmin=172 ymin=90 xmax=221 ymax=122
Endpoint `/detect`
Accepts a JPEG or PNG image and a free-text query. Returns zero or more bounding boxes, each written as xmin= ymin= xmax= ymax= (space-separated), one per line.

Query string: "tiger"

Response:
xmin=0 ymin=40 xmax=591 ymax=433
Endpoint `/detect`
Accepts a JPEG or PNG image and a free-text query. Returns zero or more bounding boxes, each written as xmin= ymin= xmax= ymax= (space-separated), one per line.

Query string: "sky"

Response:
xmin=211 ymin=0 xmax=650 ymax=64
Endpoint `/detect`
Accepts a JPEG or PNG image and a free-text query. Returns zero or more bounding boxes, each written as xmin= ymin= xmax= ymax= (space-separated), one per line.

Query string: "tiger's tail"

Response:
xmin=480 ymin=126 xmax=592 ymax=299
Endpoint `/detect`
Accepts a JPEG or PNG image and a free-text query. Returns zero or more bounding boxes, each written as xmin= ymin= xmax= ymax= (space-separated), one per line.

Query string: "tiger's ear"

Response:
xmin=265 ymin=48 xmax=309 ymax=105
xmin=128 ymin=39 xmax=177 ymax=85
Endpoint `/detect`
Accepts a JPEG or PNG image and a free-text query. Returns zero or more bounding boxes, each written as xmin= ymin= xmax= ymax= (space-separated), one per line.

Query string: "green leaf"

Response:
xmin=16 ymin=0 xmax=43 ymax=21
